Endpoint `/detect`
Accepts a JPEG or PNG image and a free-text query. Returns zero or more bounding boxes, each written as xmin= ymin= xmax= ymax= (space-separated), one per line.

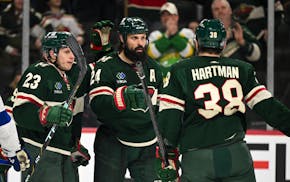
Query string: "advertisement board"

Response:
xmin=7 ymin=129 xmax=290 ymax=182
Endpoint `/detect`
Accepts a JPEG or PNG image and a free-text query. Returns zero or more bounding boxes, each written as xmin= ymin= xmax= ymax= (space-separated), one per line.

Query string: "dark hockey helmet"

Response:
xmin=118 ymin=17 xmax=148 ymax=41
xmin=196 ymin=19 xmax=226 ymax=50
xmin=42 ymin=31 xmax=72 ymax=54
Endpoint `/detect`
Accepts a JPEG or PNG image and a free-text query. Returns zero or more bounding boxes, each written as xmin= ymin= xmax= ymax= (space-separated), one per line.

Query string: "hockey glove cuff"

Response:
xmin=39 ymin=105 xmax=73 ymax=127
xmin=113 ymin=85 xmax=147 ymax=111
xmin=155 ymin=146 xmax=180 ymax=182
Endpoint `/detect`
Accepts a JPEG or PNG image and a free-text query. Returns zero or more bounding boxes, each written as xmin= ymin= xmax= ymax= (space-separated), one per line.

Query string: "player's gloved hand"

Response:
xmin=39 ymin=105 xmax=73 ymax=127
xmin=8 ymin=149 xmax=30 ymax=172
xmin=113 ymin=85 xmax=147 ymax=111
xmin=155 ymin=146 xmax=180 ymax=182
xmin=71 ymin=140 xmax=91 ymax=167
xmin=90 ymin=20 xmax=114 ymax=52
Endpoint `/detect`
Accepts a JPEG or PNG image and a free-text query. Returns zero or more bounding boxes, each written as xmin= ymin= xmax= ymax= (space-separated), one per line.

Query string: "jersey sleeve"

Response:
xmin=253 ymin=98 xmax=290 ymax=136
xmin=158 ymin=66 xmax=185 ymax=147
xmin=0 ymin=96 xmax=21 ymax=157
xmin=243 ymin=65 xmax=272 ymax=109
xmin=89 ymin=61 xmax=120 ymax=123
xmin=147 ymin=31 xmax=171 ymax=59
xmin=13 ymin=66 xmax=47 ymax=132
xmin=243 ymin=65 xmax=290 ymax=136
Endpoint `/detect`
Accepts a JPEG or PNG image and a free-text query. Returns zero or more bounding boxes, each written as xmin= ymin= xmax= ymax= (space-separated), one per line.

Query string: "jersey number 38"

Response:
xmin=194 ymin=79 xmax=246 ymax=119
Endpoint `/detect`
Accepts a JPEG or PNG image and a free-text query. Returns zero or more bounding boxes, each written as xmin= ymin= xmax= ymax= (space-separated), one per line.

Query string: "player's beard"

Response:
xmin=124 ymin=45 xmax=147 ymax=63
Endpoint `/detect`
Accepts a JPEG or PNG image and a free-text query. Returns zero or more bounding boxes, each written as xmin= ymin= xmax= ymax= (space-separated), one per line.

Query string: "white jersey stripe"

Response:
xmin=14 ymin=92 xmax=45 ymax=107
xmin=159 ymin=94 xmax=185 ymax=112
xmin=89 ymin=86 xmax=114 ymax=102
xmin=14 ymin=92 xmax=64 ymax=108
xmin=245 ymin=86 xmax=272 ymax=109
xmin=22 ymin=137 xmax=71 ymax=156
xmin=159 ymin=94 xmax=185 ymax=105
xmin=118 ymin=137 xmax=157 ymax=147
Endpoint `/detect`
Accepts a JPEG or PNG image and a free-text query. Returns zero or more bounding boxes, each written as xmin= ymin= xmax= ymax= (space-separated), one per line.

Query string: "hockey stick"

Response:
xmin=135 ymin=61 xmax=169 ymax=167
xmin=25 ymin=35 xmax=87 ymax=182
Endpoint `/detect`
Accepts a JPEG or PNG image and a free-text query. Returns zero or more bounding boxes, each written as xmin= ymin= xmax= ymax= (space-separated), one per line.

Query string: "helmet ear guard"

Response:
xmin=196 ymin=19 xmax=226 ymax=50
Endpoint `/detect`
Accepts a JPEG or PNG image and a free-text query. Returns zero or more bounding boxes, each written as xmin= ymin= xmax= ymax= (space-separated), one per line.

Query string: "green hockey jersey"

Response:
xmin=89 ymin=52 xmax=163 ymax=146
xmin=159 ymin=56 xmax=290 ymax=153
xmin=13 ymin=61 xmax=86 ymax=155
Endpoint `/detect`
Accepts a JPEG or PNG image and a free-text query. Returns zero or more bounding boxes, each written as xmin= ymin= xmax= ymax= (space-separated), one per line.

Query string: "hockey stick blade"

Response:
xmin=25 ymin=35 xmax=88 ymax=182
xmin=135 ymin=61 xmax=170 ymax=167
xmin=65 ymin=35 xmax=88 ymax=107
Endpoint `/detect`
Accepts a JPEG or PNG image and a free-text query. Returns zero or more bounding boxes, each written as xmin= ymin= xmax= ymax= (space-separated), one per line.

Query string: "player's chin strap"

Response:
xmin=24 ymin=35 xmax=87 ymax=182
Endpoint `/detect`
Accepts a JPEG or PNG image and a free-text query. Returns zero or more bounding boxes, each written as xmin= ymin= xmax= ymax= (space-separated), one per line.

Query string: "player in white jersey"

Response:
xmin=0 ymin=95 xmax=30 ymax=181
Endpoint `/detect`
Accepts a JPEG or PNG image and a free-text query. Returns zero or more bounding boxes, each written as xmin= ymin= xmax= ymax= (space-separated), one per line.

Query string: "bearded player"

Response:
xmin=89 ymin=17 xmax=180 ymax=181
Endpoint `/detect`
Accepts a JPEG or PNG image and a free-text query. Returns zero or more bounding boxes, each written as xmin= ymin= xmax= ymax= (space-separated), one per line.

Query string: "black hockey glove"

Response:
xmin=90 ymin=20 xmax=114 ymax=52
xmin=71 ymin=140 xmax=91 ymax=167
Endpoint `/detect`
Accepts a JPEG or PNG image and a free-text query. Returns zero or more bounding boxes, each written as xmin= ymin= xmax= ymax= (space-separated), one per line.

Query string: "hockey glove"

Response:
xmin=71 ymin=141 xmax=91 ymax=167
xmin=39 ymin=105 xmax=73 ymax=127
xmin=90 ymin=20 xmax=114 ymax=52
xmin=8 ymin=149 xmax=30 ymax=172
xmin=155 ymin=146 xmax=180 ymax=182
xmin=113 ymin=85 xmax=147 ymax=111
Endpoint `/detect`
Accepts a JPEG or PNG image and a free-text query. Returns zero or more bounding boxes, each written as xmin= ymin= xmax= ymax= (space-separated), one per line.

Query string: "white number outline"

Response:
xmin=22 ymin=72 xmax=41 ymax=89
xmin=210 ymin=31 xmax=218 ymax=38
xmin=194 ymin=79 xmax=245 ymax=119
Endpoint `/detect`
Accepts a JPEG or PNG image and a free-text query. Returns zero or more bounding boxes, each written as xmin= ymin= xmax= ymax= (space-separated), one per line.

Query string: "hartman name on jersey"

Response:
xmin=191 ymin=64 xmax=239 ymax=81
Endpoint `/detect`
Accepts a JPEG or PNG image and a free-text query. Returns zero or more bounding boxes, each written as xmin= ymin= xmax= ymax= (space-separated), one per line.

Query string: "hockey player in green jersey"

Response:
xmin=13 ymin=31 xmax=90 ymax=182
xmin=158 ymin=19 xmax=290 ymax=182
xmin=89 ymin=17 xmax=178 ymax=181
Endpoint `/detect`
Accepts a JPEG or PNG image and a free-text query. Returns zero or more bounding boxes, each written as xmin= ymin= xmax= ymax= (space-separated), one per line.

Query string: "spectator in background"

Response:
xmin=147 ymin=2 xmax=195 ymax=76
xmin=0 ymin=68 xmax=22 ymax=103
xmin=0 ymin=0 xmax=45 ymax=93
xmin=41 ymin=0 xmax=85 ymax=45
xmin=283 ymin=0 xmax=290 ymax=25
xmin=211 ymin=0 xmax=262 ymax=64
xmin=188 ymin=20 xmax=199 ymax=33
